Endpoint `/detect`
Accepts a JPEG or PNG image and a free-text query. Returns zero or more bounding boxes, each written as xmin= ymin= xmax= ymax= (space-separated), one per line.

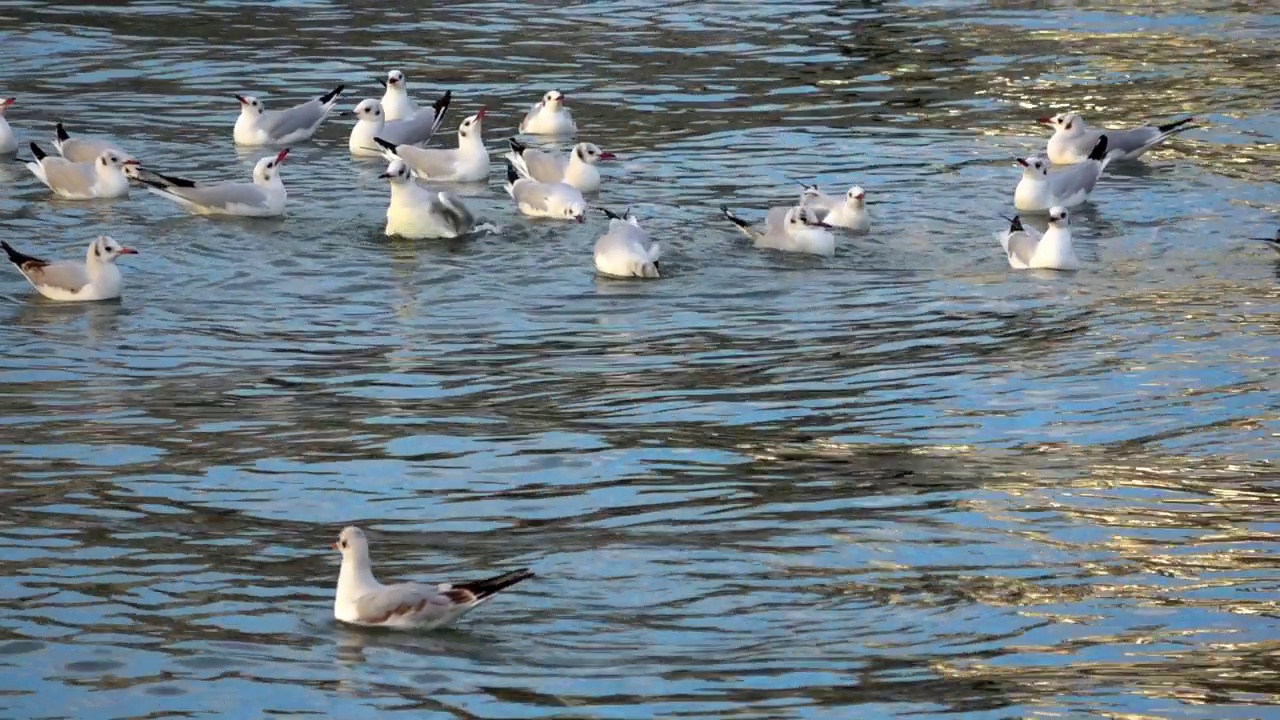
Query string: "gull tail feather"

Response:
xmin=453 ymin=569 xmax=534 ymax=604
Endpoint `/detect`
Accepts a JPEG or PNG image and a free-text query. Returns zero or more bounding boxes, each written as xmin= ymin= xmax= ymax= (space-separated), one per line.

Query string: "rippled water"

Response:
xmin=2 ymin=2 xmax=1279 ymax=718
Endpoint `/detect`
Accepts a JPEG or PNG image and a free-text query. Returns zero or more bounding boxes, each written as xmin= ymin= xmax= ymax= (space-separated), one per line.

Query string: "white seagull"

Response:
xmin=1039 ymin=112 xmax=1196 ymax=165
xmin=377 ymin=69 xmax=417 ymax=121
xmin=25 ymin=142 xmax=136 ymax=199
xmin=53 ymin=121 xmax=133 ymax=164
xmin=348 ymin=91 xmax=451 ymax=157
xmin=332 ymin=526 xmax=534 ymax=631
xmin=799 ymin=183 xmax=871 ymax=231
xmin=594 ymin=207 xmax=661 ymax=279
xmin=0 ymin=97 xmax=17 ymax=156
xmin=1 ymin=236 xmax=137 ymax=301
xmin=507 ymin=138 xmax=615 ymax=193
xmin=233 ymin=84 xmax=344 ymax=146
xmin=1014 ymin=135 xmax=1113 ymax=212
xmin=373 ymin=107 xmax=488 ymax=182
xmin=380 ymin=158 xmax=476 ymax=239
xmin=519 ymin=90 xmax=576 ymax=135
xmin=130 ymin=149 xmax=290 ymax=218
xmin=997 ymin=207 xmax=1080 ymax=270
xmin=503 ymin=159 xmax=586 ymax=222
xmin=720 ymin=204 xmax=836 ymax=257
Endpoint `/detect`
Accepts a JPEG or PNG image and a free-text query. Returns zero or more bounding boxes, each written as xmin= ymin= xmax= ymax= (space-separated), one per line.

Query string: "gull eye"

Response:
xmin=340 ymin=540 xmax=348 ymax=549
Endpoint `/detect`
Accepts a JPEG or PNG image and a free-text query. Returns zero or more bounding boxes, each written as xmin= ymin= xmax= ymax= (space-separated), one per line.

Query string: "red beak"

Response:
xmin=1035 ymin=116 xmax=1052 ymax=124
xmin=235 ymin=94 xmax=248 ymax=104
xmin=331 ymin=542 xmax=339 ymax=550
xmin=0 ymin=97 xmax=13 ymax=108
xmin=118 ymin=247 xmax=138 ymax=255
xmin=855 ymin=192 xmax=865 ymax=200
xmin=1015 ymin=158 xmax=1029 ymax=167
xmin=275 ymin=148 xmax=289 ymax=164
xmin=474 ymin=107 xmax=486 ymax=121
xmin=122 ymin=159 xmax=140 ymax=166
xmin=598 ymin=151 xmax=617 ymax=160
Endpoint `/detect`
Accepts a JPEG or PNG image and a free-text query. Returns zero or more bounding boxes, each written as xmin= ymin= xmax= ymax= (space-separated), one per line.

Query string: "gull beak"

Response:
xmin=235 ymin=94 xmax=248 ymax=104
xmin=1035 ymin=116 xmax=1053 ymax=124
xmin=275 ymin=148 xmax=290 ymax=164
xmin=0 ymin=97 xmax=14 ymax=108
xmin=331 ymin=542 xmax=340 ymax=550
xmin=598 ymin=151 xmax=617 ymax=160
xmin=117 ymin=247 xmax=138 ymax=255
xmin=378 ymin=171 xmax=392 ymax=178
xmin=576 ymin=214 xmax=585 ymax=223
xmin=122 ymin=159 xmax=140 ymax=166
xmin=855 ymin=192 xmax=865 ymax=200
xmin=474 ymin=107 xmax=487 ymax=121
xmin=1015 ymin=158 xmax=1029 ymax=167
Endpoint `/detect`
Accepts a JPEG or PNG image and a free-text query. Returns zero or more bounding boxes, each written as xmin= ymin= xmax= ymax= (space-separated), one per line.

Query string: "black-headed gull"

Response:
xmin=799 ymin=183 xmax=871 ymax=231
xmin=373 ymin=108 xmax=488 ymax=182
xmin=129 ymin=149 xmax=289 ymax=218
xmin=507 ymin=138 xmax=615 ymax=193
xmin=348 ymin=91 xmax=451 ymax=157
xmin=380 ymin=158 xmax=475 ymax=239
xmin=1038 ymin=112 xmax=1196 ymax=165
xmin=54 ymin=122 xmax=133 ymax=164
xmin=25 ymin=142 xmax=136 ymax=199
xmin=504 ymin=159 xmax=586 ymax=222
xmin=720 ymin=204 xmax=835 ymax=257
xmin=997 ymin=208 xmax=1080 ymax=270
xmin=519 ymin=90 xmax=576 ymax=135
xmin=376 ymin=69 xmax=417 ymax=121
xmin=332 ymin=526 xmax=534 ymax=631
xmin=233 ymin=84 xmax=344 ymax=146
xmin=594 ymin=207 xmax=660 ymax=279
xmin=0 ymin=97 xmax=16 ymax=156
xmin=1 ymin=236 xmax=137 ymax=301
xmin=1014 ymin=136 xmax=1113 ymax=212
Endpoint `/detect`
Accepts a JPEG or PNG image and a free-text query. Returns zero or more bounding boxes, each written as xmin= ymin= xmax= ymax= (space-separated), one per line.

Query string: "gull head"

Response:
xmin=235 ymin=94 xmax=265 ymax=116
xmin=564 ymin=200 xmax=586 ymax=223
xmin=845 ymin=185 xmax=866 ymax=208
xmin=385 ymin=69 xmax=405 ymax=89
xmin=543 ymin=90 xmax=565 ymax=109
xmin=97 ymin=151 xmax=139 ymax=172
xmin=333 ymin=526 xmax=370 ymax=562
xmin=1015 ymin=154 xmax=1049 ymax=177
xmin=787 ymin=205 xmax=832 ymax=231
xmin=458 ymin=108 xmax=486 ymax=140
xmin=0 ymin=97 xmax=13 ymax=115
xmin=253 ymin=148 xmax=289 ymax=184
xmin=575 ymin=142 xmax=617 ymax=165
xmin=1038 ymin=111 xmax=1084 ymax=134
xmin=91 ymin=235 xmax=138 ymax=263
xmin=378 ymin=158 xmax=413 ymax=184
xmin=352 ymin=99 xmax=385 ymax=123
xmin=1047 ymin=206 xmax=1070 ymax=228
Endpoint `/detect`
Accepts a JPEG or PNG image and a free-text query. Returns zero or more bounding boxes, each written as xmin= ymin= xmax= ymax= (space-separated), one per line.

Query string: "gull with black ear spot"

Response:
xmin=519 ymin=89 xmax=577 ymax=135
xmin=377 ymin=69 xmax=417 ymax=121
xmin=332 ymin=525 xmax=535 ymax=631
xmin=503 ymin=158 xmax=587 ymax=222
xmin=720 ymin=204 xmax=836 ymax=257
xmin=1 ymin=235 xmax=138 ymax=301
xmin=233 ymin=84 xmax=344 ymax=146
xmin=348 ymin=91 xmax=452 ymax=157
xmin=129 ymin=149 xmax=290 ymax=218
xmin=996 ymin=207 xmax=1079 ymax=270
xmin=506 ymin=138 xmax=616 ymax=193
xmin=594 ymin=207 xmax=661 ymax=279
xmin=1014 ymin=135 xmax=1114 ymax=212
xmin=1038 ymin=111 xmax=1196 ymax=165
xmin=25 ymin=142 xmax=137 ymax=199
xmin=379 ymin=158 xmax=476 ymax=239
xmin=53 ymin=121 xmax=133 ymax=164
xmin=372 ymin=107 xmax=488 ymax=182
xmin=799 ymin=183 xmax=870 ymax=231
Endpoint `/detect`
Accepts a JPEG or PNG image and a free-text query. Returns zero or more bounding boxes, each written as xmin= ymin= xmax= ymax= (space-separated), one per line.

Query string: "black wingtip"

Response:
xmin=1 ymin=240 xmax=42 ymax=267
xmin=373 ymin=136 xmax=398 ymax=153
xmin=319 ymin=84 xmax=344 ymax=104
xmin=1088 ymin=134 xmax=1109 ymax=161
xmin=55 ymin=122 xmax=69 ymax=142
xmin=456 ymin=568 xmax=535 ymax=600
xmin=1006 ymin=215 xmax=1024 ymax=233
xmin=433 ymin=90 xmax=452 ymax=115
xmin=601 ymin=207 xmax=624 ymax=220
xmin=508 ymin=137 xmax=527 ymax=154
xmin=147 ymin=168 xmax=198 ymax=188
xmin=506 ymin=159 xmax=520 ymax=184
xmin=29 ymin=142 xmax=46 ymax=161
xmin=376 ymin=77 xmax=387 ymax=88
xmin=1158 ymin=116 xmax=1196 ymax=134
xmin=720 ymin=205 xmax=749 ymax=229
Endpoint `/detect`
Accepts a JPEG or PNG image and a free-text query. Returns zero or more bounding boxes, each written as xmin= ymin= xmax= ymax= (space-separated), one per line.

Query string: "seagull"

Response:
xmin=519 ymin=90 xmax=576 ymax=135
xmin=25 ymin=142 xmax=136 ymax=199
xmin=380 ymin=158 xmax=476 ymax=239
xmin=720 ymin=204 xmax=835 ymax=257
xmin=332 ymin=526 xmax=534 ymax=631
xmin=1251 ymin=229 xmax=1280 ymax=255
xmin=1 ymin=236 xmax=137 ymax=301
xmin=129 ymin=149 xmax=289 ymax=218
xmin=503 ymin=159 xmax=586 ymax=222
xmin=1039 ymin=112 xmax=1196 ymax=164
xmin=376 ymin=69 xmax=417 ymax=121
xmin=233 ymin=84 xmax=344 ymax=146
xmin=1014 ymin=135 xmax=1113 ymax=212
xmin=507 ymin=139 xmax=615 ymax=193
xmin=53 ymin=121 xmax=133 ymax=164
xmin=372 ymin=108 xmax=488 ymax=182
xmin=0 ymin=97 xmax=17 ymax=156
xmin=798 ymin=183 xmax=871 ymax=231
xmin=997 ymin=207 xmax=1080 ymax=270
xmin=348 ymin=91 xmax=451 ymax=157
xmin=594 ymin=207 xmax=661 ymax=279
